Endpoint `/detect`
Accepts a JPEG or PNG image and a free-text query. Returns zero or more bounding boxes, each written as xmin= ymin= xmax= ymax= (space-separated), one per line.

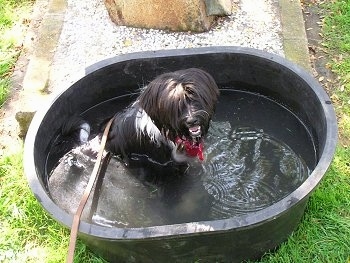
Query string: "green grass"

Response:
xmin=258 ymin=147 xmax=350 ymax=262
xmin=0 ymin=152 xmax=64 ymax=262
xmin=0 ymin=150 xmax=105 ymax=262
xmin=0 ymin=151 xmax=104 ymax=263
xmin=0 ymin=0 xmax=350 ymax=262
xmin=0 ymin=0 xmax=33 ymax=106
xmin=323 ymin=0 xmax=350 ymax=144
xmin=322 ymin=0 xmax=350 ymax=53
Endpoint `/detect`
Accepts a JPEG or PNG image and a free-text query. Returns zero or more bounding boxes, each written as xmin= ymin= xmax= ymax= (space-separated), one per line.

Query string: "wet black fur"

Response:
xmin=62 ymin=68 xmax=219 ymax=167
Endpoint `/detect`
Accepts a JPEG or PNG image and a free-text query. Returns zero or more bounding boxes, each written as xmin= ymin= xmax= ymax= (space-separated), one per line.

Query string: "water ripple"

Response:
xmin=202 ymin=122 xmax=310 ymax=218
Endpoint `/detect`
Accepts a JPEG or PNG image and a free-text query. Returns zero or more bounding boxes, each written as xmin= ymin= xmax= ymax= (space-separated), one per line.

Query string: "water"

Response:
xmin=48 ymin=90 xmax=316 ymax=227
xmin=204 ymin=123 xmax=310 ymax=217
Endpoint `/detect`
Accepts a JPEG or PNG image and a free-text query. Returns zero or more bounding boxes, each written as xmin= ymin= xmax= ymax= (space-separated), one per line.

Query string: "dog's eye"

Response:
xmin=184 ymin=85 xmax=195 ymax=94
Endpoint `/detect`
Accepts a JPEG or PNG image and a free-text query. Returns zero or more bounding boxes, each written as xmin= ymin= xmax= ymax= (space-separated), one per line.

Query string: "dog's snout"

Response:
xmin=185 ymin=117 xmax=199 ymax=127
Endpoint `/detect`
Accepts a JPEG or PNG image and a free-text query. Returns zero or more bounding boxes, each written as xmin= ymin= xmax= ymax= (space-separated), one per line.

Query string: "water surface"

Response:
xmin=48 ymin=90 xmax=316 ymax=227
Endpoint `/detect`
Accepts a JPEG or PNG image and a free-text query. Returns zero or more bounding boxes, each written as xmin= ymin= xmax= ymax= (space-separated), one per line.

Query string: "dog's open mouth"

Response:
xmin=189 ymin=125 xmax=201 ymax=138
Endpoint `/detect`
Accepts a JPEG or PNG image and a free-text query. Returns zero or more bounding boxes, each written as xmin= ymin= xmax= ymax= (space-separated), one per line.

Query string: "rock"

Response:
xmin=15 ymin=90 xmax=48 ymax=138
xmin=103 ymin=0 xmax=215 ymax=32
xmin=15 ymin=111 xmax=35 ymax=138
xmin=205 ymin=0 xmax=233 ymax=16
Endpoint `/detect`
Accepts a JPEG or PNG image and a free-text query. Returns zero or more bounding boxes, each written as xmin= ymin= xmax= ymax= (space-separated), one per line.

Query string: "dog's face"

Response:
xmin=137 ymin=68 xmax=220 ymax=160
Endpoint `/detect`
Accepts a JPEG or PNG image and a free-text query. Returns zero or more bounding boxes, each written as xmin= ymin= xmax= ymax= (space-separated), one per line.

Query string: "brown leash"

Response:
xmin=66 ymin=117 xmax=114 ymax=263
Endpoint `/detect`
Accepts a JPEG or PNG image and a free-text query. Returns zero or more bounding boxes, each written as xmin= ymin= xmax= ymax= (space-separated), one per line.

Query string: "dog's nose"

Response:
xmin=186 ymin=117 xmax=199 ymax=127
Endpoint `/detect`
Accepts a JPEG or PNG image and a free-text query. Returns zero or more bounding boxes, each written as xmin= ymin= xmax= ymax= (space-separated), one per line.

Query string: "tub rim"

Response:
xmin=24 ymin=46 xmax=338 ymax=240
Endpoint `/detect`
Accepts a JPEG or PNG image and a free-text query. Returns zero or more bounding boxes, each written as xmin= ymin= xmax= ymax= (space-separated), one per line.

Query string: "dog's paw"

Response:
xmin=176 ymin=141 xmax=186 ymax=154
xmin=79 ymin=136 xmax=101 ymax=160
xmin=171 ymin=142 xmax=192 ymax=163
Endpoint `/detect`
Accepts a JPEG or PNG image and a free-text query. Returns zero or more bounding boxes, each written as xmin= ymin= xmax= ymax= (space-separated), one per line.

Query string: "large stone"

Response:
xmin=15 ymin=90 xmax=48 ymax=138
xmin=104 ymin=0 xmax=215 ymax=32
xmin=205 ymin=0 xmax=233 ymax=16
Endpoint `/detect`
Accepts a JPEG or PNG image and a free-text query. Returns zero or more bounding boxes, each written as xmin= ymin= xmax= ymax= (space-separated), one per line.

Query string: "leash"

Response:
xmin=66 ymin=117 xmax=114 ymax=263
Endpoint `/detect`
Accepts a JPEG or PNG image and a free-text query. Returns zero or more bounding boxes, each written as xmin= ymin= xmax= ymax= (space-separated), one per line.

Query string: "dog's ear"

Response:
xmin=138 ymin=80 xmax=161 ymax=114
xmin=138 ymin=73 xmax=175 ymax=120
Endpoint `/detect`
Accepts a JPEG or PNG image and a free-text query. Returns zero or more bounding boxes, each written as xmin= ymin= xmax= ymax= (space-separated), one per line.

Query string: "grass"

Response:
xmin=1 ymin=152 xmax=67 ymax=262
xmin=0 ymin=0 xmax=350 ymax=262
xmin=0 ymin=0 xmax=32 ymax=106
xmin=257 ymin=147 xmax=350 ymax=262
xmin=322 ymin=0 xmax=350 ymax=145
xmin=0 ymin=152 xmax=106 ymax=262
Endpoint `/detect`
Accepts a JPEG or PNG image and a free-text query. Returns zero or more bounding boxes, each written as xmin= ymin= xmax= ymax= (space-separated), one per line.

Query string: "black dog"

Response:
xmin=60 ymin=68 xmax=219 ymax=169
xmin=48 ymin=68 xmax=219 ymax=223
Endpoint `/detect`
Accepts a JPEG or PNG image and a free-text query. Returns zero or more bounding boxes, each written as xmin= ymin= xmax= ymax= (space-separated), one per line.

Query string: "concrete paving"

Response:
xmin=279 ymin=0 xmax=311 ymax=71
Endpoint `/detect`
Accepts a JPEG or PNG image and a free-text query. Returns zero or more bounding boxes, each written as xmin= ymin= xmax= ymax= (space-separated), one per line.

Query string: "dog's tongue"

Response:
xmin=175 ymin=136 xmax=204 ymax=161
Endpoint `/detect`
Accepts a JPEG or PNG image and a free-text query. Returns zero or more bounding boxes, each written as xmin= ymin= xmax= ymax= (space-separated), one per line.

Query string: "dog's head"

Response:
xmin=138 ymin=68 xmax=220 ymax=161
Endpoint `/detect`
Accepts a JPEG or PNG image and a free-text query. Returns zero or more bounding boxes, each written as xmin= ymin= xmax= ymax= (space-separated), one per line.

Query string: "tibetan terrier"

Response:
xmin=60 ymin=68 xmax=220 ymax=169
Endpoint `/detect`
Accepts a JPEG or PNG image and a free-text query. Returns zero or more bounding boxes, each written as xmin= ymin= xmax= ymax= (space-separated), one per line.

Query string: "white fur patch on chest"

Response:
xmin=135 ymin=108 xmax=167 ymax=146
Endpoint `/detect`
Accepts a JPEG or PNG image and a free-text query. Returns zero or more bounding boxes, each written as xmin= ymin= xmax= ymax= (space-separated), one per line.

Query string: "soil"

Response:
xmin=302 ymin=0 xmax=337 ymax=95
xmin=302 ymin=0 xmax=345 ymax=145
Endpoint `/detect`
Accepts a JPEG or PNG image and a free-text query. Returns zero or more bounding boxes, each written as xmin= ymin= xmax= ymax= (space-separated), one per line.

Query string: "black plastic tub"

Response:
xmin=24 ymin=47 xmax=337 ymax=263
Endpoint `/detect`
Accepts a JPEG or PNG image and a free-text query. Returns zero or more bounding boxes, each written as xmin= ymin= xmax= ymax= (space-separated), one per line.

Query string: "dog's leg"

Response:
xmin=171 ymin=142 xmax=191 ymax=164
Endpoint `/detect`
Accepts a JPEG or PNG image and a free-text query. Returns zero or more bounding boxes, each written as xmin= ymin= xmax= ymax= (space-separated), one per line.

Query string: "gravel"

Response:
xmin=49 ymin=0 xmax=284 ymax=93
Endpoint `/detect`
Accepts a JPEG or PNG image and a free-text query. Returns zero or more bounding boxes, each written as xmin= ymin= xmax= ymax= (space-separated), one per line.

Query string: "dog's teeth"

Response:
xmin=189 ymin=125 xmax=201 ymax=137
